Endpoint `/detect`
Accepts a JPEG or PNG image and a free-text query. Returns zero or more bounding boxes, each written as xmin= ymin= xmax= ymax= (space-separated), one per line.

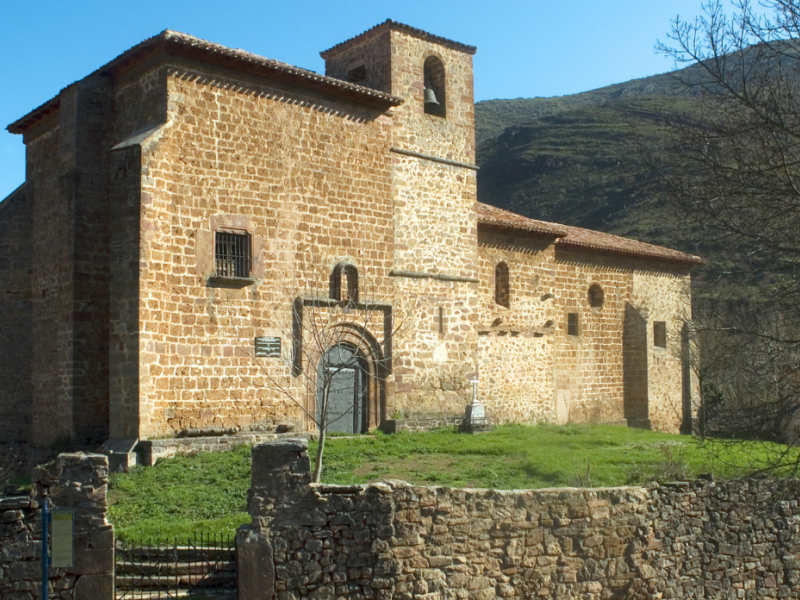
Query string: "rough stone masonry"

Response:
xmin=2 ymin=20 xmax=703 ymax=470
xmin=0 ymin=453 xmax=114 ymax=600
xmin=241 ymin=439 xmax=800 ymax=600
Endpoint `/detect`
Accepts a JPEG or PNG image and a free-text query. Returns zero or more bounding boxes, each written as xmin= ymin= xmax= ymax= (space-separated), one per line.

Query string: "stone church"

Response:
xmin=1 ymin=20 xmax=702 ymax=465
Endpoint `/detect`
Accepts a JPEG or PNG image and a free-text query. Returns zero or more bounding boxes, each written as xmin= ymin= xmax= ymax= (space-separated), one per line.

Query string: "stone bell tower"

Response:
xmin=322 ymin=22 xmax=481 ymax=416
xmin=321 ymin=19 xmax=478 ymax=277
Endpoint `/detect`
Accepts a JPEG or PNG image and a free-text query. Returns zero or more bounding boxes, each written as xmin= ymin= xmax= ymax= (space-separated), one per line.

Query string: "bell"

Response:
xmin=424 ymin=87 xmax=440 ymax=110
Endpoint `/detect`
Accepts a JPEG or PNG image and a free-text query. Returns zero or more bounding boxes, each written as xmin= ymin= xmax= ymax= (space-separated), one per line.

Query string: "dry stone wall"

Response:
xmin=244 ymin=439 xmax=800 ymax=600
xmin=0 ymin=453 xmax=114 ymax=600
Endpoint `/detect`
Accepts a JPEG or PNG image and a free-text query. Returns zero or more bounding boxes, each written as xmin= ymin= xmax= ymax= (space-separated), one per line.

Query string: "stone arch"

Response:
xmin=329 ymin=262 xmax=359 ymax=304
xmin=306 ymin=323 xmax=385 ymax=433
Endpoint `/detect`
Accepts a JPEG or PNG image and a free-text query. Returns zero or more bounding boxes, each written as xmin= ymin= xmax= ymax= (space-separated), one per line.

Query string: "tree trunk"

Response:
xmin=312 ymin=387 xmax=328 ymax=483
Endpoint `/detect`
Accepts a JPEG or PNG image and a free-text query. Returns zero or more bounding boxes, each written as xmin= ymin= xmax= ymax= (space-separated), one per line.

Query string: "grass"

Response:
xmin=108 ymin=423 xmax=799 ymax=542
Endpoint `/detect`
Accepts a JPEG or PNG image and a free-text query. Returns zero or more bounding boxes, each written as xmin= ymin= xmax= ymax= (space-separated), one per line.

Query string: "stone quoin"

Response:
xmin=0 ymin=20 xmax=703 ymax=467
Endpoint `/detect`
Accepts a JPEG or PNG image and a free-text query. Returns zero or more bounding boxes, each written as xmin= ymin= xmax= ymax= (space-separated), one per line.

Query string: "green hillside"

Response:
xmin=474 ymin=65 xmax=707 ymax=253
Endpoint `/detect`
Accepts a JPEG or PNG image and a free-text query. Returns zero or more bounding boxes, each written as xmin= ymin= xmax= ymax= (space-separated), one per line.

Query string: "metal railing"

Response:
xmin=115 ymin=533 xmax=236 ymax=599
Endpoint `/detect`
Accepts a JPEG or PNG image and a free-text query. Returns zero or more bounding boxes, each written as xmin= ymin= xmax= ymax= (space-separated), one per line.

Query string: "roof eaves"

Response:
xmin=556 ymin=237 xmax=705 ymax=266
xmin=8 ymin=29 xmax=404 ymax=135
xmin=478 ymin=219 xmax=567 ymax=238
xmin=320 ymin=19 xmax=477 ymax=58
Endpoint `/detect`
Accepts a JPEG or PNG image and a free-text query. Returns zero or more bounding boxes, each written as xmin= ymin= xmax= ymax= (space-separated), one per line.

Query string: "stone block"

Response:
xmin=237 ymin=525 xmax=274 ymax=600
xmin=73 ymin=573 xmax=113 ymax=600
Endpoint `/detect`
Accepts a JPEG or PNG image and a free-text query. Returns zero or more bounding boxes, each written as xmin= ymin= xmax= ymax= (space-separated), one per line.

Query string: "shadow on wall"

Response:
xmin=623 ymin=303 xmax=649 ymax=425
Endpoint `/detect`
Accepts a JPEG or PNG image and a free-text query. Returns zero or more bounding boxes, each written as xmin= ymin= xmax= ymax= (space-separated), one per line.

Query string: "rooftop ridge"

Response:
xmin=320 ymin=19 xmax=477 ymax=59
xmin=8 ymin=29 xmax=404 ymax=135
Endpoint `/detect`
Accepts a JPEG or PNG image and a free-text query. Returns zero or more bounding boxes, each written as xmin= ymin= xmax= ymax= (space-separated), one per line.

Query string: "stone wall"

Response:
xmin=123 ymin=59 xmax=396 ymax=439
xmin=476 ymin=232 xmax=557 ymax=424
xmin=1 ymin=453 xmax=114 ymax=600
xmin=0 ymin=183 xmax=33 ymax=467
xmin=243 ymin=439 xmax=800 ymax=600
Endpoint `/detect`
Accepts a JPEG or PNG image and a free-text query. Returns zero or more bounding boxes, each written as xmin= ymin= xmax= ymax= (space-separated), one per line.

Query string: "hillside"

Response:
xmin=474 ymin=65 xmax=708 ymax=253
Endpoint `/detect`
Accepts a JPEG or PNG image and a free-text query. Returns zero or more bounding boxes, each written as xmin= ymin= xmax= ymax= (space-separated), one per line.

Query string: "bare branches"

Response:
xmin=656 ymin=1 xmax=800 ymax=469
xmin=224 ymin=254 xmax=414 ymax=482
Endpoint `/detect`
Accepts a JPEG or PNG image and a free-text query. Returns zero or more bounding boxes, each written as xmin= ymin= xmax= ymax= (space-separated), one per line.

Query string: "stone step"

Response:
xmin=115 ymin=559 xmax=236 ymax=576
xmin=116 ymin=545 xmax=235 ymax=562
xmin=115 ymin=572 xmax=236 ymax=589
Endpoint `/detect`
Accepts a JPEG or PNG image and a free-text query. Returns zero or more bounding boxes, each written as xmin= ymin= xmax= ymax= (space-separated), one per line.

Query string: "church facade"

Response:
xmin=1 ymin=21 xmax=701 ymax=463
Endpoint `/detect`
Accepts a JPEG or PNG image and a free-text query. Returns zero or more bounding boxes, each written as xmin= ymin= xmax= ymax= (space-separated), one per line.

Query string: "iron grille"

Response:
xmin=115 ymin=533 xmax=236 ymax=599
xmin=215 ymin=232 xmax=250 ymax=278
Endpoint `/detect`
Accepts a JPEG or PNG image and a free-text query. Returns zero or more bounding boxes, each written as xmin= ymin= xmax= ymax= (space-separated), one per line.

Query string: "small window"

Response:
xmin=215 ymin=231 xmax=250 ymax=278
xmin=423 ymin=56 xmax=446 ymax=118
xmin=654 ymin=321 xmax=667 ymax=348
xmin=588 ymin=284 xmax=604 ymax=308
xmin=330 ymin=263 xmax=359 ymax=304
xmin=568 ymin=313 xmax=579 ymax=337
xmin=346 ymin=65 xmax=367 ymax=83
xmin=495 ymin=262 xmax=510 ymax=308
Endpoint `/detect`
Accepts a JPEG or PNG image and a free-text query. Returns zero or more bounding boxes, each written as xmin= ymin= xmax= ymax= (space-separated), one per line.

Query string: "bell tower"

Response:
xmin=321 ymin=20 xmax=478 ymax=276
xmin=322 ymin=22 xmax=481 ymax=417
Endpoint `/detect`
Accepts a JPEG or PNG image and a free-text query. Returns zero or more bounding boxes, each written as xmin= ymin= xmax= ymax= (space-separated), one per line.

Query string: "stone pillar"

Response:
xmin=236 ymin=525 xmax=273 ymax=600
xmin=248 ymin=439 xmax=312 ymax=522
xmin=33 ymin=453 xmax=115 ymax=600
xmin=239 ymin=439 xmax=313 ymax=600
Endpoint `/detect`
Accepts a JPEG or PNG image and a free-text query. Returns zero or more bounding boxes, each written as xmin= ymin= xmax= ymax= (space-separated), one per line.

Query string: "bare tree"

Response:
xmin=229 ymin=257 xmax=414 ymax=483
xmin=655 ymin=0 xmax=800 ymax=464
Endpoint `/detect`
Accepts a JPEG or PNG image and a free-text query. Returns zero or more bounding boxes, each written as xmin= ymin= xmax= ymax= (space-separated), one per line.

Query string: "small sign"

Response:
xmin=51 ymin=510 xmax=74 ymax=568
xmin=255 ymin=336 xmax=281 ymax=358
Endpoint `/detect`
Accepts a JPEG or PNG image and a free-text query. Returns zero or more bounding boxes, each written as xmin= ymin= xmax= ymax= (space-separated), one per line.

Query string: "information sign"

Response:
xmin=255 ymin=336 xmax=281 ymax=358
xmin=51 ymin=510 xmax=74 ymax=568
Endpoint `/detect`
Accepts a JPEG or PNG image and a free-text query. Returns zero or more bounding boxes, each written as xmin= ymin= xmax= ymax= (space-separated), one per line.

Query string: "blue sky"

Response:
xmin=0 ymin=0 xmax=709 ymax=200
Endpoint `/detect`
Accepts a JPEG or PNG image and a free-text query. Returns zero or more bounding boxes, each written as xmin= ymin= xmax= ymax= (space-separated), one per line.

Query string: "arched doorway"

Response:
xmin=317 ymin=344 xmax=369 ymax=434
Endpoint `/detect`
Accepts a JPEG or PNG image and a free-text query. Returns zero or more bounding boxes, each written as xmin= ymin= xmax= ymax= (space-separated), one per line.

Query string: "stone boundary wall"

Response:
xmin=379 ymin=414 xmax=463 ymax=433
xmin=242 ymin=439 xmax=800 ymax=600
xmin=1 ymin=453 xmax=114 ymax=600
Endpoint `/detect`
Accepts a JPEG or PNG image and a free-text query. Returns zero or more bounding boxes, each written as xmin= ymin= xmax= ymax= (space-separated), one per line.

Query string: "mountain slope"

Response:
xmin=474 ymin=66 xmax=708 ymax=253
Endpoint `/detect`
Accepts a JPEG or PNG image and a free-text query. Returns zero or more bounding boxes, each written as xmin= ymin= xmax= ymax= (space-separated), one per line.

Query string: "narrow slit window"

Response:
xmin=568 ymin=313 xmax=579 ymax=337
xmin=438 ymin=306 xmax=445 ymax=336
xmin=330 ymin=263 xmax=359 ymax=304
xmin=654 ymin=321 xmax=667 ymax=348
xmin=215 ymin=231 xmax=250 ymax=278
xmin=495 ymin=262 xmax=510 ymax=308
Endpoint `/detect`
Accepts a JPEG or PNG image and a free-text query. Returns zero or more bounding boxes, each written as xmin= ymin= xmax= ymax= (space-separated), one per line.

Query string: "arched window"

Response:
xmin=423 ymin=56 xmax=446 ymax=118
xmin=330 ymin=263 xmax=359 ymax=304
xmin=495 ymin=262 xmax=510 ymax=308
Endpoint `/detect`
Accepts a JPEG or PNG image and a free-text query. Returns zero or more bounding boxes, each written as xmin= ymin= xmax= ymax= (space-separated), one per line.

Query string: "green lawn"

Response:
xmin=108 ymin=423 xmax=798 ymax=542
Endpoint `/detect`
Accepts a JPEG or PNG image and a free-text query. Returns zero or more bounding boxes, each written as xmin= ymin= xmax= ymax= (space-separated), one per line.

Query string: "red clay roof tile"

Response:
xmin=8 ymin=30 xmax=404 ymax=134
xmin=476 ymin=202 xmax=703 ymax=266
xmin=320 ymin=19 xmax=477 ymax=58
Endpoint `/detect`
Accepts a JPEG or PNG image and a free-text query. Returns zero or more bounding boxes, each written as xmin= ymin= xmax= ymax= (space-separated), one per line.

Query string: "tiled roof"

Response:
xmin=476 ymin=202 xmax=703 ymax=265
xmin=320 ymin=19 xmax=477 ymax=58
xmin=8 ymin=30 xmax=404 ymax=134
xmin=476 ymin=203 xmax=567 ymax=237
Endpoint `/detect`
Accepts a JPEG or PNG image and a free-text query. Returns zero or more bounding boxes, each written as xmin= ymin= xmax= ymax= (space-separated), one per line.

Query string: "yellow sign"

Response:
xmin=51 ymin=510 xmax=74 ymax=568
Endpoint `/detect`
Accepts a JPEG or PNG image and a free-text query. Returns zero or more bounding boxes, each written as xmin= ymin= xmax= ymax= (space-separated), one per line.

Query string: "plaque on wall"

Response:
xmin=255 ymin=336 xmax=281 ymax=358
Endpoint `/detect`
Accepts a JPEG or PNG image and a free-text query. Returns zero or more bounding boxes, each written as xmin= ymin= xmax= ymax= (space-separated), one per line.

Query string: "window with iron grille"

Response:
xmin=567 ymin=312 xmax=579 ymax=336
xmin=654 ymin=321 xmax=667 ymax=348
xmin=215 ymin=231 xmax=251 ymax=278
